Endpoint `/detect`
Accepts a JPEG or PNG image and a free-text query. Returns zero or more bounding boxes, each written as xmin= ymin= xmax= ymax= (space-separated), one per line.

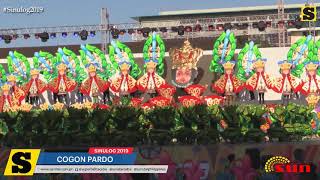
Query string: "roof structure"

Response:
xmin=132 ymin=3 xmax=320 ymax=21
xmin=159 ymin=3 xmax=319 ymax=16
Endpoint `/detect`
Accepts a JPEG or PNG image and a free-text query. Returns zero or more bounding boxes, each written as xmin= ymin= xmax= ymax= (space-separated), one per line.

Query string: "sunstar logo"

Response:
xmin=265 ymin=156 xmax=311 ymax=173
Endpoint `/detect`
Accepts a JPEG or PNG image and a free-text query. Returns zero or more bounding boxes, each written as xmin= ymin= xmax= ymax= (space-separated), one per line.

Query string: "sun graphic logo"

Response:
xmin=265 ymin=156 xmax=290 ymax=173
xmin=265 ymin=156 xmax=311 ymax=173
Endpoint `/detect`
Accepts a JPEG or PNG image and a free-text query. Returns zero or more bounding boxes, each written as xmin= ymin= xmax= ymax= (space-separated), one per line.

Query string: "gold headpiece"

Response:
xmin=146 ymin=61 xmax=157 ymax=69
xmin=30 ymin=69 xmax=40 ymax=76
xmin=7 ymin=75 xmax=16 ymax=82
xmin=253 ymin=59 xmax=266 ymax=69
xmin=306 ymin=62 xmax=318 ymax=71
xmin=120 ymin=63 xmax=130 ymax=71
xmin=223 ymin=61 xmax=235 ymax=70
xmin=87 ymin=64 xmax=97 ymax=73
xmin=57 ymin=63 xmax=67 ymax=71
xmin=170 ymin=40 xmax=203 ymax=69
xmin=1 ymin=84 xmax=10 ymax=91
xmin=280 ymin=62 xmax=292 ymax=70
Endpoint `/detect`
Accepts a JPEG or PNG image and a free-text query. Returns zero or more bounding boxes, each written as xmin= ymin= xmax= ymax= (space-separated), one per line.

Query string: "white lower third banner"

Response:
xmin=34 ymin=165 xmax=168 ymax=174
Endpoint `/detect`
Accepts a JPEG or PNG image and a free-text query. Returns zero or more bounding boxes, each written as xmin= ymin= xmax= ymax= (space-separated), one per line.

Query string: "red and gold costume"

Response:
xmin=47 ymin=63 xmax=77 ymax=94
xmin=21 ymin=69 xmax=47 ymax=97
xmin=109 ymin=63 xmax=137 ymax=96
xmin=213 ymin=61 xmax=243 ymax=95
xmin=137 ymin=46 xmax=166 ymax=93
xmin=300 ymin=62 xmax=320 ymax=96
xmin=273 ymin=61 xmax=301 ymax=95
xmin=7 ymin=74 xmax=25 ymax=104
xmin=246 ymin=59 xmax=274 ymax=104
xmin=0 ymin=84 xmax=18 ymax=112
xmin=245 ymin=60 xmax=274 ymax=92
xmin=137 ymin=72 xmax=165 ymax=93
xmin=79 ymin=64 xmax=109 ymax=97
xmin=213 ymin=61 xmax=243 ymax=105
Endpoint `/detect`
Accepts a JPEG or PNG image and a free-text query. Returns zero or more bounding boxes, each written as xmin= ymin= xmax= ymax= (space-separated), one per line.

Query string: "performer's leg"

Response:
xmin=262 ymin=93 xmax=265 ymax=104
xmin=64 ymin=94 xmax=69 ymax=105
xmin=29 ymin=96 xmax=33 ymax=105
xmin=78 ymin=92 xmax=83 ymax=103
xmin=54 ymin=93 xmax=58 ymax=103
xmin=250 ymin=91 xmax=255 ymax=101
xmin=57 ymin=95 xmax=63 ymax=103
xmin=103 ymin=91 xmax=109 ymax=104
xmin=93 ymin=96 xmax=98 ymax=104
xmin=258 ymin=93 xmax=262 ymax=104
xmin=286 ymin=95 xmax=290 ymax=105
xmin=25 ymin=93 xmax=30 ymax=103
xmin=231 ymin=95 xmax=235 ymax=105
xmin=35 ymin=96 xmax=39 ymax=106
xmin=32 ymin=97 xmax=36 ymax=106
xmin=227 ymin=95 xmax=231 ymax=106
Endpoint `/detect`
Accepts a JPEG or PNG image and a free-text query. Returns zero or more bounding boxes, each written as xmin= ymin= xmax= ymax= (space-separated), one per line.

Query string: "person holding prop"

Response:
xmin=6 ymin=74 xmax=25 ymax=105
xmin=0 ymin=83 xmax=18 ymax=112
xmin=273 ymin=60 xmax=302 ymax=105
xmin=246 ymin=58 xmax=274 ymax=104
xmin=79 ymin=44 xmax=113 ymax=104
xmin=21 ymin=68 xmax=47 ymax=106
xmin=79 ymin=63 xmax=109 ymax=103
xmin=108 ymin=40 xmax=141 ymax=99
xmin=300 ymin=61 xmax=320 ymax=106
xmin=213 ymin=61 xmax=244 ymax=106
xmin=137 ymin=32 xmax=166 ymax=98
xmin=47 ymin=62 xmax=77 ymax=104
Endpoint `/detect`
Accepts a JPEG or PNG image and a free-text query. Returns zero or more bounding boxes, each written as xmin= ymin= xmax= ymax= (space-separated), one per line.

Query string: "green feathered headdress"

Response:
xmin=108 ymin=40 xmax=141 ymax=79
xmin=142 ymin=32 xmax=165 ymax=76
xmin=209 ymin=29 xmax=236 ymax=73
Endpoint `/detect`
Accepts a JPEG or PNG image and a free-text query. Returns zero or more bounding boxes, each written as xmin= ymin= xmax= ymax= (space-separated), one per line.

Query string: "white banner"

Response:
xmin=34 ymin=165 xmax=168 ymax=174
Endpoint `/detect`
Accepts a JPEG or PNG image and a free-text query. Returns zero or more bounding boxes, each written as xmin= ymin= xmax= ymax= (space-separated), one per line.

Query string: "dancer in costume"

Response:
xmin=21 ymin=68 xmax=47 ymax=106
xmin=300 ymin=61 xmax=320 ymax=96
xmin=137 ymin=32 xmax=166 ymax=98
xmin=79 ymin=44 xmax=113 ymax=104
xmin=287 ymin=35 xmax=315 ymax=99
xmin=47 ymin=62 xmax=77 ymax=104
xmin=109 ymin=60 xmax=137 ymax=97
xmin=108 ymin=40 xmax=141 ymax=98
xmin=213 ymin=61 xmax=243 ymax=105
xmin=79 ymin=63 xmax=109 ymax=103
xmin=0 ymin=83 xmax=18 ymax=112
xmin=273 ymin=60 xmax=302 ymax=105
xmin=55 ymin=47 xmax=85 ymax=104
xmin=7 ymin=74 xmax=25 ymax=105
xmin=246 ymin=59 xmax=274 ymax=104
